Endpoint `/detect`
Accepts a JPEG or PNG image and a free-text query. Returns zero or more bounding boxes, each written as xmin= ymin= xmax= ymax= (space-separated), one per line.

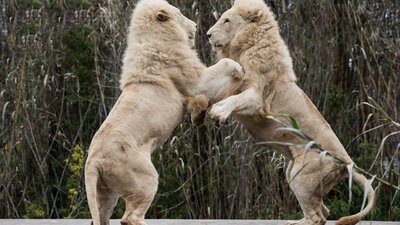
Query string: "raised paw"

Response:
xmin=209 ymin=99 xmax=234 ymax=124
xmin=220 ymin=58 xmax=244 ymax=80
xmin=229 ymin=60 xmax=244 ymax=80
xmin=185 ymin=95 xmax=209 ymax=126
xmin=230 ymin=61 xmax=244 ymax=80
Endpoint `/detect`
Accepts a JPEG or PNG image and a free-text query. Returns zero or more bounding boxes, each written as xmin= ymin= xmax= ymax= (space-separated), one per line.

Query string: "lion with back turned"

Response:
xmin=206 ymin=0 xmax=375 ymax=225
xmin=84 ymin=0 xmax=244 ymax=225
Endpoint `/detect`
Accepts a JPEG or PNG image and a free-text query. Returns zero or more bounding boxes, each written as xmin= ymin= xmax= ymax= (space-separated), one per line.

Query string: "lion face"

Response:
xmin=155 ymin=3 xmax=197 ymax=48
xmin=206 ymin=0 xmax=266 ymax=52
xmin=173 ymin=10 xmax=197 ymax=48
xmin=206 ymin=9 xmax=246 ymax=51
xmin=130 ymin=0 xmax=197 ymax=48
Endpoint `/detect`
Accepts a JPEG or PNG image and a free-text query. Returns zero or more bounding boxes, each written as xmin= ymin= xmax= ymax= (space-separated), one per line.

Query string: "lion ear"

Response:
xmin=246 ymin=9 xmax=263 ymax=22
xmin=156 ymin=10 xmax=170 ymax=22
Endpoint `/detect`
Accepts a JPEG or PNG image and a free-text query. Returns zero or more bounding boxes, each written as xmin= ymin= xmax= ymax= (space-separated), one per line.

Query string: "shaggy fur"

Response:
xmin=207 ymin=0 xmax=376 ymax=225
xmin=85 ymin=1 xmax=244 ymax=225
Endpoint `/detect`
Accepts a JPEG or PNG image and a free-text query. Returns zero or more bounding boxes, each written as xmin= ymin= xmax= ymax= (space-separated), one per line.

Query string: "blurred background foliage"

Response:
xmin=0 ymin=0 xmax=399 ymax=221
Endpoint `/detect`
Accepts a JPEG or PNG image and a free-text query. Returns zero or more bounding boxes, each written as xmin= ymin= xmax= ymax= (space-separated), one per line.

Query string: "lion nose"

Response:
xmin=207 ymin=33 xmax=212 ymax=38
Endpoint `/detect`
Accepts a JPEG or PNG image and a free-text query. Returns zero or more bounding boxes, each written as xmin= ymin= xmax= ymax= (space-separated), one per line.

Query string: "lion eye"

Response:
xmin=224 ymin=18 xmax=230 ymax=24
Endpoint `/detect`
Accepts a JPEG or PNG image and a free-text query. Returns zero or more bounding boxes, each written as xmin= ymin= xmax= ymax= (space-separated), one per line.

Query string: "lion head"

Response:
xmin=207 ymin=0 xmax=277 ymax=55
xmin=206 ymin=0 xmax=296 ymax=82
xmin=128 ymin=0 xmax=197 ymax=48
xmin=120 ymin=0 xmax=199 ymax=89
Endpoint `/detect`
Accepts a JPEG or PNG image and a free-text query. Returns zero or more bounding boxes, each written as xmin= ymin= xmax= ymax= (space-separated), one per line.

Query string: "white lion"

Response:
xmin=84 ymin=1 xmax=244 ymax=225
xmin=206 ymin=0 xmax=375 ymax=225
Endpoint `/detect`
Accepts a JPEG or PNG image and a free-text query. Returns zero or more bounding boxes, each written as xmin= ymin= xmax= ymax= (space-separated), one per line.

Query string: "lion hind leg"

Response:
xmin=284 ymin=219 xmax=305 ymax=225
xmin=287 ymin=163 xmax=327 ymax=225
xmin=298 ymin=196 xmax=327 ymax=225
xmin=120 ymin=165 xmax=158 ymax=225
xmin=298 ymin=197 xmax=327 ymax=224
xmin=86 ymin=163 xmax=119 ymax=225
xmin=98 ymin=186 xmax=119 ymax=225
xmin=121 ymin=191 xmax=155 ymax=225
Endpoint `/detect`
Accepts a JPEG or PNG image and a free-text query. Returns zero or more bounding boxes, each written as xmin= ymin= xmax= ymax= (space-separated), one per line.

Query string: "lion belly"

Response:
xmin=87 ymin=82 xmax=184 ymax=166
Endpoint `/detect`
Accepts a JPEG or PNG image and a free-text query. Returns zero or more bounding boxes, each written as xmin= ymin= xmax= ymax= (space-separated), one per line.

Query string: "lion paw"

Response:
xmin=120 ymin=220 xmax=147 ymax=225
xmin=230 ymin=61 xmax=244 ymax=80
xmin=284 ymin=218 xmax=305 ymax=225
xmin=230 ymin=60 xmax=244 ymax=80
xmin=185 ymin=94 xmax=209 ymax=126
xmin=209 ymin=99 xmax=234 ymax=124
xmin=284 ymin=218 xmax=326 ymax=225
xmin=220 ymin=58 xmax=244 ymax=80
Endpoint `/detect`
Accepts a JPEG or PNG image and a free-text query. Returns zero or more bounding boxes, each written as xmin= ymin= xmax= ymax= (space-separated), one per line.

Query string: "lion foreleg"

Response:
xmin=194 ymin=58 xmax=244 ymax=99
xmin=210 ymin=87 xmax=262 ymax=123
xmin=184 ymin=58 xmax=243 ymax=125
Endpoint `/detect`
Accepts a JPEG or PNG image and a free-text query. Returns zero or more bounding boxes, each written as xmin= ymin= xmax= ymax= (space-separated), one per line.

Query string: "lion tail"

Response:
xmin=335 ymin=171 xmax=376 ymax=225
xmin=85 ymin=162 xmax=101 ymax=225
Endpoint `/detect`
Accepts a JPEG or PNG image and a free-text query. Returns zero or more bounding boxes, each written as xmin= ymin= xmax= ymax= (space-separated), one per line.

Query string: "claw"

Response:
xmin=209 ymin=101 xmax=233 ymax=124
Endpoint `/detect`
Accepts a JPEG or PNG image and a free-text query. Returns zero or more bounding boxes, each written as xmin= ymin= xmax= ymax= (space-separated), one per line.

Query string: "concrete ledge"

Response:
xmin=0 ymin=220 xmax=398 ymax=225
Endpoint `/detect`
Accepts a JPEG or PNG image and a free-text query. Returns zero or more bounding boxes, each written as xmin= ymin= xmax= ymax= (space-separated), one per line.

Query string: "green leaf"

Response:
xmin=288 ymin=116 xmax=300 ymax=129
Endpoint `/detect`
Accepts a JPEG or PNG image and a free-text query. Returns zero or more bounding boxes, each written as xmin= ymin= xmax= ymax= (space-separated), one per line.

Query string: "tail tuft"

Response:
xmin=335 ymin=215 xmax=360 ymax=225
xmin=336 ymin=170 xmax=376 ymax=225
